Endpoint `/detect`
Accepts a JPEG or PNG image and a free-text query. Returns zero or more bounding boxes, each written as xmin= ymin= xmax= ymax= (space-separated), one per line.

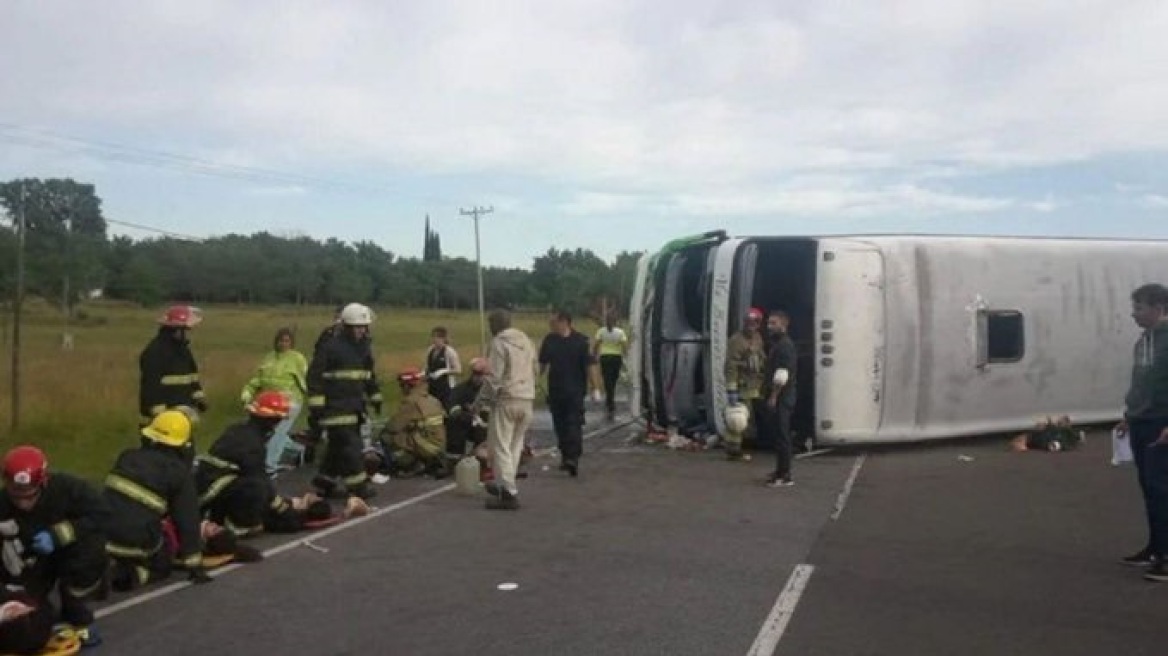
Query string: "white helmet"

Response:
xmin=340 ymin=303 xmax=374 ymax=326
xmin=724 ymin=403 xmax=749 ymax=433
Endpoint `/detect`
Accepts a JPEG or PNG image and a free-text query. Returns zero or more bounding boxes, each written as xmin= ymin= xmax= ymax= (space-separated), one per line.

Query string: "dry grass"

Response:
xmin=0 ymin=300 xmax=560 ymax=481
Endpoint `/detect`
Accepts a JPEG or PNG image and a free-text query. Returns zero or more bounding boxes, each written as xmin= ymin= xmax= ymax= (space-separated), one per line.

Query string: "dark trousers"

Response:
xmin=22 ymin=534 xmax=108 ymax=626
xmin=599 ymin=355 xmax=623 ymax=412
xmin=429 ymin=381 xmax=452 ymax=410
xmin=316 ymin=422 xmax=368 ymax=492
xmin=750 ymin=397 xmax=771 ymax=449
xmin=206 ymin=476 xmax=270 ymax=534
xmin=768 ymin=402 xmax=795 ymax=479
xmin=445 ymin=419 xmax=487 ymax=457
xmin=548 ymin=395 xmax=585 ymax=464
xmin=1130 ymin=418 xmax=1168 ymax=556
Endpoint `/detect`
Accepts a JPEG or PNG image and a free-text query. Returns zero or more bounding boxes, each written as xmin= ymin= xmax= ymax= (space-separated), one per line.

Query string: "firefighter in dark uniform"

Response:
xmin=196 ymin=391 xmax=312 ymax=535
xmin=138 ymin=304 xmax=207 ymax=462
xmin=306 ymin=302 xmax=382 ymax=500
xmin=1 ymin=446 xmax=109 ymax=649
xmin=378 ymin=367 xmax=449 ymax=478
xmin=445 ymin=357 xmax=490 ymax=461
xmin=300 ymin=306 xmax=346 ymax=466
xmin=102 ymin=410 xmax=210 ymax=591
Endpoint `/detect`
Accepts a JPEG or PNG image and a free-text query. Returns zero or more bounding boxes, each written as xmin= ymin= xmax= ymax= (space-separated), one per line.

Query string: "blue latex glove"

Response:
xmin=727 ymin=392 xmax=740 ymax=406
xmin=30 ymin=530 xmax=55 ymax=555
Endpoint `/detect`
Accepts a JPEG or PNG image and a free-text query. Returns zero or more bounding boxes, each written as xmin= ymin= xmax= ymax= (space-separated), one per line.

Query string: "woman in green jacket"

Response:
xmin=240 ymin=327 xmax=308 ymax=475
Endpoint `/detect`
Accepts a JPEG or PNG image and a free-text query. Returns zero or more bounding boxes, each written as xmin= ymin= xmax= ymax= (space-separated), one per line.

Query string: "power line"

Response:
xmin=0 ymin=122 xmax=395 ymax=195
xmin=105 ymin=218 xmax=203 ymax=242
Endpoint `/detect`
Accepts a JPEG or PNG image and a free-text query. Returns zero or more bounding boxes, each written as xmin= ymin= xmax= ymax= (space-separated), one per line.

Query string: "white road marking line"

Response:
xmin=795 ymin=448 xmax=835 ymax=460
xmin=746 ymin=564 xmax=815 ymax=656
xmin=831 ymin=454 xmax=866 ymax=520
xmin=95 ymin=420 xmax=626 ymax=620
xmin=94 ymin=483 xmax=454 ymax=619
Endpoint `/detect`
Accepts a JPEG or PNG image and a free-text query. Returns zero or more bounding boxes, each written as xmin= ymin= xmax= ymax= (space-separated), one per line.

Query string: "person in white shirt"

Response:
xmin=592 ymin=314 xmax=628 ymax=420
xmin=424 ymin=326 xmax=462 ymax=410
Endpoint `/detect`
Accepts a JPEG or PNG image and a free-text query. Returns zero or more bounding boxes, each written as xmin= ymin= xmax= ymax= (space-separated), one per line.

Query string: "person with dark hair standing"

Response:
xmin=1117 ymin=283 xmax=1168 ymax=581
xmin=592 ymin=313 xmax=628 ymax=421
xmin=762 ymin=310 xmax=797 ymax=488
xmin=539 ymin=311 xmax=592 ymax=477
xmin=241 ymin=327 xmax=309 ymax=475
xmin=424 ymin=326 xmax=462 ymax=410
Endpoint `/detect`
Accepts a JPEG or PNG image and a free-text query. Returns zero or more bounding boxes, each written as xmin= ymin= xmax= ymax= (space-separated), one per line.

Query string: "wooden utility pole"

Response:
xmin=10 ymin=182 xmax=26 ymax=430
xmin=459 ymin=205 xmax=494 ymax=356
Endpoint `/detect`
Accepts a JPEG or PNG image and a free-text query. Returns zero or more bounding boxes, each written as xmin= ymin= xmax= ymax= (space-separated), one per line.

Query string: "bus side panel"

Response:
xmin=626 ymin=252 xmax=653 ymax=421
xmin=708 ymin=239 xmax=747 ymax=438
xmin=814 ymin=242 xmax=887 ymax=444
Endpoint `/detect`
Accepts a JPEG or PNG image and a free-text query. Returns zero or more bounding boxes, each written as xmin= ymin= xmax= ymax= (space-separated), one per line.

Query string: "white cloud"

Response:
xmin=1139 ymin=194 xmax=1168 ymax=209
xmin=3 ymin=0 xmax=1168 ymax=220
xmin=246 ymin=185 xmax=308 ymax=197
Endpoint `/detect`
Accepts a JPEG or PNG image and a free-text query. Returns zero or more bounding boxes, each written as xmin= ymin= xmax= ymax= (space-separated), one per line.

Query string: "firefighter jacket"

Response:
xmin=386 ymin=386 xmax=447 ymax=461
xmin=240 ymin=349 xmax=309 ymax=405
xmin=0 ymin=473 xmax=110 ymax=583
xmin=312 ymin=323 xmax=341 ymax=358
xmin=306 ymin=331 xmax=382 ymax=426
xmin=195 ymin=420 xmax=268 ymax=504
xmin=138 ymin=328 xmax=205 ymax=420
xmin=448 ymin=379 xmax=489 ymax=424
xmin=194 ymin=420 xmax=291 ymax=521
xmin=102 ymin=443 xmax=203 ymax=568
xmin=725 ymin=330 xmax=767 ymax=399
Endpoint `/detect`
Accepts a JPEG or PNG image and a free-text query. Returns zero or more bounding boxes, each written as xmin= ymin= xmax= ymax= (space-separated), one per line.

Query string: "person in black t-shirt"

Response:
xmin=538 ymin=311 xmax=591 ymax=476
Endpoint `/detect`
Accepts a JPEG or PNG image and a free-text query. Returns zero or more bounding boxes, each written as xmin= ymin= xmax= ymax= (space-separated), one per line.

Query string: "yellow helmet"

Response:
xmin=141 ymin=410 xmax=193 ymax=447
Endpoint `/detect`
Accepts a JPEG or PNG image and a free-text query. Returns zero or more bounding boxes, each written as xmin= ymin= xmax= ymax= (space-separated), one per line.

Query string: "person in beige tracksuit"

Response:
xmin=473 ymin=309 xmax=539 ymax=510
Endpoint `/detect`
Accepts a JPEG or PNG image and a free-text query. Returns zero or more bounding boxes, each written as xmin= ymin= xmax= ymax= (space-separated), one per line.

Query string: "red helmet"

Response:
xmin=247 ymin=390 xmax=291 ymax=418
xmin=3 ymin=446 xmax=48 ymax=499
xmin=159 ymin=305 xmax=203 ymax=328
xmin=397 ymin=367 xmax=425 ymax=386
xmin=746 ymin=307 xmax=764 ymax=321
xmin=470 ymin=357 xmax=490 ymax=375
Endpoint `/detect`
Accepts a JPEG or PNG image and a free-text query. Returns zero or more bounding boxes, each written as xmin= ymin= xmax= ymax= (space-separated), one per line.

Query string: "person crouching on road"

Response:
xmin=306 ymin=302 xmax=382 ymax=501
xmin=1 ymin=446 xmax=110 ymax=649
xmin=445 ymin=358 xmax=491 ymax=462
xmin=372 ymin=368 xmax=450 ymax=479
xmin=196 ymin=391 xmax=311 ymax=536
xmin=103 ymin=410 xmax=211 ymax=591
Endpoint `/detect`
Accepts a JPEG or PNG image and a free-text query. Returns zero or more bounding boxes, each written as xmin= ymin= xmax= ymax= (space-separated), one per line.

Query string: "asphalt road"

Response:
xmin=87 ymin=411 xmax=1168 ymax=655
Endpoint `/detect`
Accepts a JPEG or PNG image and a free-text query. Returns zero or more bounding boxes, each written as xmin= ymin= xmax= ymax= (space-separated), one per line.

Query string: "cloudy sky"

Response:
xmin=3 ymin=0 xmax=1168 ymax=268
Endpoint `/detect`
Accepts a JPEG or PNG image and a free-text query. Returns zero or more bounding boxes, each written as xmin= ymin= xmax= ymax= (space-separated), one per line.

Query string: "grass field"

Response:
xmin=0 ymin=300 xmax=560 ymax=481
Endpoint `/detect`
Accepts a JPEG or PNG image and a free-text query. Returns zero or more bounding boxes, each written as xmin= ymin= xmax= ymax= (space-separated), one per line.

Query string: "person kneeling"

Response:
xmin=103 ymin=411 xmax=210 ymax=591
xmin=1 ymin=446 xmax=109 ymax=649
xmin=375 ymin=368 xmax=450 ymax=479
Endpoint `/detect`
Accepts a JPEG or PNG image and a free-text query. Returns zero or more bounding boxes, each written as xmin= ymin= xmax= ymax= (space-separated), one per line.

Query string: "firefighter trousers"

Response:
xmin=205 ymin=476 xmax=271 ymax=536
xmin=315 ymin=421 xmax=368 ymax=495
xmin=105 ymin=522 xmax=174 ymax=592
xmin=21 ymin=533 xmax=108 ymax=626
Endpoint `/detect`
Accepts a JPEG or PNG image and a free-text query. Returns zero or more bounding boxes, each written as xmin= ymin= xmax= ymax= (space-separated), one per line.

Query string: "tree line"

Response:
xmin=0 ymin=178 xmax=644 ymax=318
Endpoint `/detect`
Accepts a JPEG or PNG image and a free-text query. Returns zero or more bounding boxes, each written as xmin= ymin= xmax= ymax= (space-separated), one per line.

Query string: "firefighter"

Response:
xmin=0 ymin=446 xmax=109 ymax=649
xmin=306 ymin=302 xmax=382 ymax=500
xmin=445 ymin=357 xmax=491 ymax=461
xmin=103 ymin=410 xmax=210 ymax=591
xmin=724 ymin=307 xmax=768 ymax=461
xmin=376 ymin=367 xmax=449 ymax=478
xmin=196 ymin=391 xmax=312 ymax=535
xmin=139 ymin=304 xmax=207 ymax=462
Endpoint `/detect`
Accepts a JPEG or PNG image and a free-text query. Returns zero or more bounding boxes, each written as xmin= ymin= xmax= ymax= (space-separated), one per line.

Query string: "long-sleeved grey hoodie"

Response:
xmin=477 ymin=327 xmax=539 ymax=404
xmin=1125 ymin=320 xmax=1168 ymax=420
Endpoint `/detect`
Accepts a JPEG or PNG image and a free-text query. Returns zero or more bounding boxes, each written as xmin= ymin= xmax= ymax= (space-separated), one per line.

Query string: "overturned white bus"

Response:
xmin=627 ymin=231 xmax=1168 ymax=447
